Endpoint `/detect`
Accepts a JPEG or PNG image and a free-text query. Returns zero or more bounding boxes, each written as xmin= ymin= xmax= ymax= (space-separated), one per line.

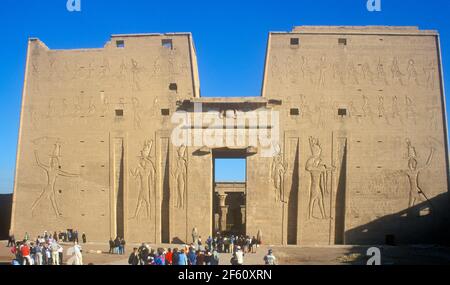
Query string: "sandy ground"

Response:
xmin=1 ymin=240 xmax=450 ymax=265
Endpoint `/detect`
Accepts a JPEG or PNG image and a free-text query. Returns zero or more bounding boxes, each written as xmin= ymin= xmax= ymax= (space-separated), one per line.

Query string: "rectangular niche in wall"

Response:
xmin=290 ymin=108 xmax=300 ymax=116
xmin=161 ymin=109 xmax=170 ymax=116
xmin=162 ymin=39 xmax=173 ymax=49
xmin=338 ymin=38 xmax=347 ymax=46
xmin=116 ymin=40 xmax=125 ymax=48
xmin=115 ymin=109 xmax=124 ymax=117
xmin=338 ymin=108 xmax=347 ymax=117
xmin=169 ymin=83 xmax=178 ymax=92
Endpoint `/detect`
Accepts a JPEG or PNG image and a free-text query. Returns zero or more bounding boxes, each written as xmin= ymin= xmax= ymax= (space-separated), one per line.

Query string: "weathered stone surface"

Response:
xmin=10 ymin=26 xmax=450 ymax=245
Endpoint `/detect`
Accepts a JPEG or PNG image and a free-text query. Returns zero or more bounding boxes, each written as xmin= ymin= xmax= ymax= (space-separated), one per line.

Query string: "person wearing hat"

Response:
xmin=263 ymin=249 xmax=277 ymax=265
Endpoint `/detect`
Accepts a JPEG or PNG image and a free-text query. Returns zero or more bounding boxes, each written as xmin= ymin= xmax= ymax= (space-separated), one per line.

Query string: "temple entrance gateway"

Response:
xmin=212 ymin=155 xmax=247 ymax=237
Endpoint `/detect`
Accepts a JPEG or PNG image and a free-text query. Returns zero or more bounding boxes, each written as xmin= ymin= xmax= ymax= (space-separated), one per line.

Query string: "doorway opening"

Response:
xmin=213 ymin=155 xmax=246 ymax=238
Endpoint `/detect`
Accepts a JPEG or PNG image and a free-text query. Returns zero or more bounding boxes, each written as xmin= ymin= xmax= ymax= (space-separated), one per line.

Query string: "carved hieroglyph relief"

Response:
xmin=349 ymin=101 xmax=362 ymax=124
xmin=391 ymin=96 xmax=402 ymax=123
xmin=270 ymin=144 xmax=287 ymax=203
xmin=428 ymin=106 xmax=440 ymax=130
xmin=376 ymin=58 xmax=389 ymax=86
xmin=423 ymin=60 xmax=437 ymax=90
xmin=101 ymin=92 xmax=110 ymax=116
xmin=405 ymin=95 xmax=417 ymax=125
xmin=316 ymin=97 xmax=330 ymax=128
xmin=362 ymin=62 xmax=375 ymax=85
xmin=31 ymin=140 xmax=79 ymax=217
xmin=172 ymin=145 xmax=187 ymax=209
xmin=286 ymin=55 xmax=299 ymax=84
xmin=407 ymin=59 xmax=420 ymax=86
xmin=299 ymin=95 xmax=314 ymax=124
xmin=29 ymin=105 xmax=40 ymax=129
xmin=153 ymin=56 xmax=162 ymax=76
xmin=300 ymin=56 xmax=315 ymax=84
xmin=347 ymin=61 xmax=359 ymax=85
xmin=130 ymin=140 xmax=156 ymax=220
xmin=332 ymin=61 xmax=346 ymax=86
xmin=317 ymin=56 xmax=328 ymax=88
xmin=130 ymin=59 xmax=142 ymax=91
xmin=361 ymin=94 xmax=375 ymax=124
xmin=87 ymin=97 xmax=96 ymax=116
xmin=306 ymin=137 xmax=333 ymax=219
xmin=391 ymin=57 xmax=405 ymax=86
xmin=377 ymin=96 xmax=390 ymax=125
xmin=118 ymin=59 xmax=128 ymax=79
xmin=168 ymin=56 xmax=177 ymax=75
xmin=131 ymin=97 xmax=143 ymax=130
xmin=99 ymin=57 xmax=110 ymax=78
xmin=402 ymin=139 xmax=435 ymax=208
xmin=46 ymin=99 xmax=57 ymax=119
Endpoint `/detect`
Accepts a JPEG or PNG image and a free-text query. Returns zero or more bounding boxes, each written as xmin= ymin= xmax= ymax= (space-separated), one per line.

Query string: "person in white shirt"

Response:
xmin=235 ymin=246 xmax=244 ymax=265
xmin=50 ymin=241 xmax=61 ymax=265
xmin=73 ymin=242 xmax=83 ymax=265
xmin=264 ymin=249 xmax=277 ymax=265
xmin=58 ymin=245 xmax=64 ymax=265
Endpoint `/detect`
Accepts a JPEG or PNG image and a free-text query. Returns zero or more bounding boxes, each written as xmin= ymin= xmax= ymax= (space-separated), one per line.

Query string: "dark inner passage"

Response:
xmin=212 ymin=155 xmax=247 ymax=237
xmin=115 ymin=139 xmax=125 ymax=239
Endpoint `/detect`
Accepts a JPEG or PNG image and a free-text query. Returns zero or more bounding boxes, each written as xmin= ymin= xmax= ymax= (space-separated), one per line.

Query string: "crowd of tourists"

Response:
xmin=206 ymin=234 xmax=260 ymax=254
xmin=128 ymin=244 xmax=221 ymax=265
xmin=8 ymin=230 xmax=87 ymax=245
xmin=6 ymin=231 xmax=85 ymax=265
xmin=127 ymin=233 xmax=277 ymax=265
xmin=6 ymin=231 xmax=277 ymax=265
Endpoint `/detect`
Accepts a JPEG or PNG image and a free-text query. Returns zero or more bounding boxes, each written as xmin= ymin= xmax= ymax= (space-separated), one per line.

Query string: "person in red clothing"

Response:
xmin=21 ymin=243 xmax=32 ymax=265
xmin=165 ymin=248 xmax=173 ymax=265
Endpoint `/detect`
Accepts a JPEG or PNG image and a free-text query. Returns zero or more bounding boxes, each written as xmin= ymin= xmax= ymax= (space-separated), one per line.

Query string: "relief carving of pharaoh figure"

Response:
xmin=402 ymin=139 xmax=435 ymax=208
xmin=172 ymin=145 xmax=187 ymax=209
xmin=305 ymin=137 xmax=333 ymax=219
xmin=270 ymin=144 xmax=288 ymax=203
xmin=32 ymin=141 xmax=79 ymax=217
xmin=130 ymin=140 xmax=156 ymax=219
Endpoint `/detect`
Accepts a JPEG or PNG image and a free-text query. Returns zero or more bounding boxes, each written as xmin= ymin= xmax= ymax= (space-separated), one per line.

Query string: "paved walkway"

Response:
xmin=3 ymin=240 xmax=450 ymax=265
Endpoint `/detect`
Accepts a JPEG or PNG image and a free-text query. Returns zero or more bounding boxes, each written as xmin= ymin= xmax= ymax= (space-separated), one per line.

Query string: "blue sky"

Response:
xmin=215 ymin=159 xmax=246 ymax=182
xmin=0 ymin=0 xmax=449 ymax=193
